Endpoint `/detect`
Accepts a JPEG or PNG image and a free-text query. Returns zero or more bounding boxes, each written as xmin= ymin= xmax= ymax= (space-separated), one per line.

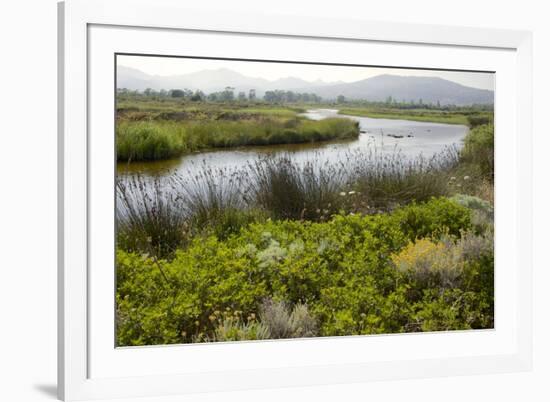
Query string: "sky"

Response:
xmin=118 ymin=55 xmax=494 ymax=91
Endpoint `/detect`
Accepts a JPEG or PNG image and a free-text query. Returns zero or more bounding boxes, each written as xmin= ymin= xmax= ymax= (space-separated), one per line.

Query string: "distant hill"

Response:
xmin=116 ymin=66 xmax=328 ymax=96
xmin=302 ymin=74 xmax=494 ymax=106
xmin=117 ymin=66 xmax=493 ymax=106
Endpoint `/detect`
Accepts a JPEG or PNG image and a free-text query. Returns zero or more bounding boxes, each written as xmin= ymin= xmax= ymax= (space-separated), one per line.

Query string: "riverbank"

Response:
xmin=338 ymin=107 xmax=493 ymax=126
xmin=117 ymin=113 xmax=359 ymax=162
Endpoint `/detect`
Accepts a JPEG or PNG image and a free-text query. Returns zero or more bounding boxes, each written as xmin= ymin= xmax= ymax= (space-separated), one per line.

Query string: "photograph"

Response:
xmin=115 ymin=55 xmax=495 ymax=347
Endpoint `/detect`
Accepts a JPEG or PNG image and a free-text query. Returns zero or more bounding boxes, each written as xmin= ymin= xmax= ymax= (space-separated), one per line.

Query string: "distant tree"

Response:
xmin=220 ymin=86 xmax=235 ymax=101
xmin=190 ymin=90 xmax=205 ymax=102
xmin=310 ymin=93 xmax=322 ymax=103
xmin=285 ymin=91 xmax=296 ymax=103
xmin=144 ymin=88 xmax=153 ymax=96
xmin=170 ymin=89 xmax=185 ymax=98
xmin=337 ymin=95 xmax=346 ymax=104
xmin=248 ymin=89 xmax=256 ymax=101
xmin=184 ymin=89 xmax=193 ymax=99
xmin=264 ymin=90 xmax=276 ymax=103
xmin=238 ymin=91 xmax=247 ymax=101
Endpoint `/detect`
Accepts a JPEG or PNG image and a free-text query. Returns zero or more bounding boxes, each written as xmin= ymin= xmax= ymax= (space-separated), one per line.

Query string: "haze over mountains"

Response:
xmin=117 ymin=65 xmax=494 ymax=106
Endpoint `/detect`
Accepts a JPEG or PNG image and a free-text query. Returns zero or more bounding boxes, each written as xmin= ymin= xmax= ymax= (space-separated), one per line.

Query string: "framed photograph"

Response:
xmin=58 ymin=0 xmax=533 ymax=400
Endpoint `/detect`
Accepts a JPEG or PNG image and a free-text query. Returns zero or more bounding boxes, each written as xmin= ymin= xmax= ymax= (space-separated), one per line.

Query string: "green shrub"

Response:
xmin=390 ymin=196 xmax=471 ymax=240
xmin=450 ymin=194 xmax=493 ymax=215
xmin=461 ymin=124 xmax=494 ymax=180
xmin=391 ymin=238 xmax=463 ymax=289
xmin=116 ymin=198 xmax=491 ymax=345
xmin=450 ymin=193 xmax=494 ymax=232
xmin=413 ymin=287 xmax=493 ymax=331
xmin=210 ymin=317 xmax=271 ymax=342
xmin=259 ymin=299 xmax=318 ymax=339
xmin=467 ymin=114 xmax=493 ymax=128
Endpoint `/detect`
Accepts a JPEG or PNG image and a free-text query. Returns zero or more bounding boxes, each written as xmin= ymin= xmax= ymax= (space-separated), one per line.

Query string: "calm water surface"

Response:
xmin=117 ymin=109 xmax=468 ymax=179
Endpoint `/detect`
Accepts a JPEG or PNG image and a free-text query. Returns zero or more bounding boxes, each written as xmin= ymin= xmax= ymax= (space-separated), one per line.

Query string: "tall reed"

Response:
xmin=116 ymin=175 xmax=189 ymax=257
xmin=348 ymin=146 xmax=460 ymax=209
xmin=116 ymin=146 xmax=462 ymax=258
xmin=246 ymin=154 xmax=349 ymax=220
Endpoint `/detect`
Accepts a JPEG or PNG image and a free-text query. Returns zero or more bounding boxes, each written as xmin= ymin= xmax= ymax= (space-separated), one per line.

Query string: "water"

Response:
xmin=117 ymin=109 xmax=468 ymax=179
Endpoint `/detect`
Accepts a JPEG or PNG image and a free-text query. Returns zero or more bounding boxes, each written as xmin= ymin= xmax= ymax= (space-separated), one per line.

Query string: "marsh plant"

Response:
xmin=116 ymin=116 xmax=360 ymax=162
xmin=347 ymin=146 xmax=460 ymax=209
xmin=116 ymin=175 xmax=189 ymax=257
xmin=116 ymin=145 xmax=469 ymax=259
xmin=246 ymin=154 xmax=350 ymax=220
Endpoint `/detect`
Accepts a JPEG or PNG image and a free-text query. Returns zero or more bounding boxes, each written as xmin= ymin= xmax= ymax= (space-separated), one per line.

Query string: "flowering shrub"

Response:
xmin=391 ymin=238 xmax=463 ymax=288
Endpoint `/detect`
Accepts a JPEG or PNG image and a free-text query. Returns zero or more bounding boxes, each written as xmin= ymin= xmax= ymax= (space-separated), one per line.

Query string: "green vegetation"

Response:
xmin=117 ymin=95 xmax=359 ymax=161
xmin=116 ymin=122 xmax=495 ymax=346
xmin=117 ymin=117 xmax=359 ymax=161
xmin=115 ymin=90 xmax=495 ymax=346
xmin=339 ymin=106 xmax=493 ymax=126
xmin=461 ymin=123 xmax=494 ymax=180
xmin=116 ymin=148 xmax=463 ymax=258
xmin=116 ymin=198 xmax=493 ymax=346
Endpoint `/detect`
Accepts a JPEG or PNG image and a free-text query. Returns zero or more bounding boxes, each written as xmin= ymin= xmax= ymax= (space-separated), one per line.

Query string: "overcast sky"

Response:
xmin=118 ymin=55 xmax=494 ymax=91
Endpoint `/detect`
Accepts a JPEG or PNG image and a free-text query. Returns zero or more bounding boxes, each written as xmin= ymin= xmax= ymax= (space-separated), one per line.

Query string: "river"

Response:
xmin=117 ymin=109 xmax=468 ymax=179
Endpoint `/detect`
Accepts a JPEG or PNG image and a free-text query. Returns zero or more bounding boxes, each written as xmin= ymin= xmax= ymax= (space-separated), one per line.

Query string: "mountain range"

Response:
xmin=117 ymin=65 xmax=494 ymax=106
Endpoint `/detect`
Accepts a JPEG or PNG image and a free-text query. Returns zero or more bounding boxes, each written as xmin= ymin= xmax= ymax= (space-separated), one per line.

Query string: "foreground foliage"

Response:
xmin=116 ymin=197 xmax=493 ymax=346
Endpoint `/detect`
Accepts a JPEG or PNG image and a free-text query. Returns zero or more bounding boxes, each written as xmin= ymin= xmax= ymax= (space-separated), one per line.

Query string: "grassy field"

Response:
xmin=117 ymin=117 xmax=359 ymax=161
xmin=338 ymin=106 xmax=493 ymax=126
xmin=116 ymin=95 xmax=493 ymax=161
xmin=117 ymin=98 xmax=359 ymax=161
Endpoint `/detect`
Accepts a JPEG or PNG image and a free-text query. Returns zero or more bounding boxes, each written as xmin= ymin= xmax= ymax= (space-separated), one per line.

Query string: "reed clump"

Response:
xmin=116 ymin=146 xmax=466 ymax=259
xmin=117 ymin=117 xmax=359 ymax=162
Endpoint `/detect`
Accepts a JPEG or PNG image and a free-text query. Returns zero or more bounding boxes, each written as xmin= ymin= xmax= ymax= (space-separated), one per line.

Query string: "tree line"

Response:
xmin=117 ymin=86 xmax=322 ymax=104
xmin=117 ymin=87 xmax=493 ymax=111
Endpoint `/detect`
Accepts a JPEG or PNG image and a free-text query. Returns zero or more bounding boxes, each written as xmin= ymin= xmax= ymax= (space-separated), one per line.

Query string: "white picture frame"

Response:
xmin=58 ymin=0 xmax=533 ymax=400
